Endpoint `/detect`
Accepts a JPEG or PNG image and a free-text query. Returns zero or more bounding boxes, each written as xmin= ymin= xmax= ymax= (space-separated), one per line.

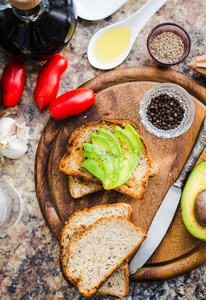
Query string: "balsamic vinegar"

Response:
xmin=0 ymin=0 xmax=77 ymax=60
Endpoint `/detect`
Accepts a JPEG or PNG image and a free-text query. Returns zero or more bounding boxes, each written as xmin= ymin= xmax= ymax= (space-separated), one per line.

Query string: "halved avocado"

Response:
xmin=181 ymin=161 xmax=206 ymax=241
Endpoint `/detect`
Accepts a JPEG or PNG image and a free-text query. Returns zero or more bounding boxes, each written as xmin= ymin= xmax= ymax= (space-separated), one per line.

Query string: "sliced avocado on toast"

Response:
xmin=125 ymin=123 xmax=142 ymax=165
xmin=90 ymin=133 xmax=120 ymax=187
xmin=82 ymin=124 xmax=142 ymax=190
xmin=82 ymin=143 xmax=115 ymax=189
xmin=111 ymin=126 xmax=136 ymax=188
xmin=82 ymin=159 xmax=106 ymax=183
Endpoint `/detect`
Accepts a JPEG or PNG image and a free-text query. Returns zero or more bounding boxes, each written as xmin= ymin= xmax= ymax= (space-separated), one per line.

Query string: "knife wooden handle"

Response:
xmin=175 ymin=117 xmax=206 ymax=188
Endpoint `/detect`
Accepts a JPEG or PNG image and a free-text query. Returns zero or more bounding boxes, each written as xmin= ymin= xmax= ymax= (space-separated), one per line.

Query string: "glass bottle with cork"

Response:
xmin=0 ymin=0 xmax=77 ymax=61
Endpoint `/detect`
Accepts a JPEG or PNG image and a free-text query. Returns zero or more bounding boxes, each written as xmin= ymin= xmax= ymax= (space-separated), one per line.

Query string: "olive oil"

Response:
xmin=94 ymin=27 xmax=131 ymax=63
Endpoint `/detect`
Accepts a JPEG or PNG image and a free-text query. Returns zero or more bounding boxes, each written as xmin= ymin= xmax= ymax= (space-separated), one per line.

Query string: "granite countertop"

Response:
xmin=0 ymin=0 xmax=206 ymax=299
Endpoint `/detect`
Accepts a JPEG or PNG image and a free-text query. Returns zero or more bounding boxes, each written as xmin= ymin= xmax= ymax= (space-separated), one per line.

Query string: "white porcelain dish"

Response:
xmin=87 ymin=0 xmax=168 ymax=70
xmin=74 ymin=0 xmax=129 ymax=21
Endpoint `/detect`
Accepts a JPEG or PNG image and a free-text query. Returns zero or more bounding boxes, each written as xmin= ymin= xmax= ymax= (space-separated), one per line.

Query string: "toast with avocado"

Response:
xmin=68 ymin=149 xmax=157 ymax=199
xmin=59 ymin=119 xmax=157 ymax=199
xmin=60 ymin=203 xmax=132 ymax=297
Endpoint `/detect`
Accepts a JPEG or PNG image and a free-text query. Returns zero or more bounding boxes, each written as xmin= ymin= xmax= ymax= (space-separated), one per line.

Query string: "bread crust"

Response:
xmin=97 ymin=261 xmax=129 ymax=297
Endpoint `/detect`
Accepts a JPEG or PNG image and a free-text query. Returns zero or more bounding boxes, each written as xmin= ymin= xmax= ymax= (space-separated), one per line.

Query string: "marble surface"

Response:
xmin=0 ymin=0 xmax=206 ymax=299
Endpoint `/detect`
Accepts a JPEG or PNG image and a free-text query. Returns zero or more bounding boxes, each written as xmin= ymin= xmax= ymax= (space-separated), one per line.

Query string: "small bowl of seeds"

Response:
xmin=139 ymin=83 xmax=195 ymax=138
xmin=147 ymin=22 xmax=191 ymax=66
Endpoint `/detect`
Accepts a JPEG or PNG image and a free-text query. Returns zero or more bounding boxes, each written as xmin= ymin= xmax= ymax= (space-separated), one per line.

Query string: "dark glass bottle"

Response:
xmin=0 ymin=0 xmax=77 ymax=60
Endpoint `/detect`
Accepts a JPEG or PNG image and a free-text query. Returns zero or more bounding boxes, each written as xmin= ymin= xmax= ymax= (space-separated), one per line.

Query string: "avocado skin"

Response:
xmin=181 ymin=161 xmax=206 ymax=241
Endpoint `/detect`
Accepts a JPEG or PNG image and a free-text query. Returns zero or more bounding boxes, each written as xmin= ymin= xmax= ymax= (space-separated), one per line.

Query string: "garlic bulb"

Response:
xmin=1 ymin=138 xmax=28 ymax=159
xmin=0 ymin=118 xmax=17 ymax=140
xmin=0 ymin=117 xmax=30 ymax=160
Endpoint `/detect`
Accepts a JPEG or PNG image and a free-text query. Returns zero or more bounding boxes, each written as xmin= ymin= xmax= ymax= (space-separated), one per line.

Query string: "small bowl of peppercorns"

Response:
xmin=139 ymin=83 xmax=195 ymax=138
xmin=147 ymin=23 xmax=191 ymax=66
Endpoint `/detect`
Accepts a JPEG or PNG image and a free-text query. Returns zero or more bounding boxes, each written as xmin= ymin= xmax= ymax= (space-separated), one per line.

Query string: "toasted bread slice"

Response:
xmin=68 ymin=156 xmax=157 ymax=198
xmin=68 ymin=175 xmax=103 ymax=198
xmin=59 ymin=119 xmax=140 ymax=184
xmin=65 ymin=216 xmax=146 ymax=298
xmin=60 ymin=203 xmax=132 ymax=297
xmin=59 ymin=119 xmax=157 ymax=199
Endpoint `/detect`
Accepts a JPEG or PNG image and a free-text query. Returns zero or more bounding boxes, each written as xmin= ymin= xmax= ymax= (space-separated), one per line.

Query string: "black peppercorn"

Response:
xmin=146 ymin=93 xmax=184 ymax=130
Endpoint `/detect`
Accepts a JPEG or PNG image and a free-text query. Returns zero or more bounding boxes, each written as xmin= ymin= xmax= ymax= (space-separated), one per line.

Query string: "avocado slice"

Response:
xmin=181 ymin=161 xmax=206 ymax=241
xmin=82 ymin=124 xmax=142 ymax=190
xmin=98 ymin=128 xmax=122 ymax=165
xmin=82 ymin=143 xmax=114 ymax=189
xmin=90 ymin=133 xmax=116 ymax=160
xmin=98 ymin=128 xmax=123 ymax=183
xmin=125 ymin=123 xmax=142 ymax=165
xmin=90 ymin=133 xmax=119 ymax=188
xmin=111 ymin=126 xmax=136 ymax=188
xmin=82 ymin=159 xmax=106 ymax=182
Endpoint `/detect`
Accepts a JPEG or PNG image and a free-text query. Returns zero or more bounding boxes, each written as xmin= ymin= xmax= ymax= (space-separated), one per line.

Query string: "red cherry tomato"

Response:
xmin=0 ymin=60 xmax=26 ymax=107
xmin=49 ymin=88 xmax=96 ymax=120
xmin=34 ymin=54 xmax=68 ymax=110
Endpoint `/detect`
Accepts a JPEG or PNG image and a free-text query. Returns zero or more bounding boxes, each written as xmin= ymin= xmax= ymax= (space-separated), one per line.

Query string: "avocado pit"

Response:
xmin=194 ymin=190 xmax=206 ymax=227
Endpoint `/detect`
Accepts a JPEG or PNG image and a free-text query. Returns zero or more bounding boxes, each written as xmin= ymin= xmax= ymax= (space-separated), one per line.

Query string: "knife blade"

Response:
xmin=129 ymin=116 xmax=206 ymax=275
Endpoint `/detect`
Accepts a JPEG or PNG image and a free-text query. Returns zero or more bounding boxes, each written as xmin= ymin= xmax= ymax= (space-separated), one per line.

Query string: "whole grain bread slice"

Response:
xmin=65 ymin=216 xmax=146 ymax=298
xmin=59 ymin=119 xmax=158 ymax=199
xmin=68 ymin=156 xmax=157 ymax=199
xmin=59 ymin=119 xmax=140 ymax=184
xmin=97 ymin=262 xmax=129 ymax=297
xmin=68 ymin=175 xmax=103 ymax=198
xmin=60 ymin=203 xmax=132 ymax=297
xmin=68 ymin=160 xmax=158 ymax=198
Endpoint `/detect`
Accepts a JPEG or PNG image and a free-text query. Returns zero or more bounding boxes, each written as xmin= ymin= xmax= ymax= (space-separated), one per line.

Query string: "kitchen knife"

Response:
xmin=129 ymin=116 xmax=206 ymax=275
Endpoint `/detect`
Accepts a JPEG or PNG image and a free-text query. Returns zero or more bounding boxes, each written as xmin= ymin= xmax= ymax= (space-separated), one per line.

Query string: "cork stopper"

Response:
xmin=9 ymin=0 xmax=41 ymax=10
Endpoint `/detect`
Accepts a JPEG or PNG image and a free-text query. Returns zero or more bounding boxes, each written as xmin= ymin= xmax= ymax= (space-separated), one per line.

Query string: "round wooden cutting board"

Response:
xmin=35 ymin=67 xmax=206 ymax=281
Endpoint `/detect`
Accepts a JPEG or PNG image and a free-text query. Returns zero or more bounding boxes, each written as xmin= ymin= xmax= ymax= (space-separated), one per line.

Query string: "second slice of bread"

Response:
xmin=60 ymin=203 xmax=132 ymax=297
xmin=65 ymin=216 xmax=146 ymax=298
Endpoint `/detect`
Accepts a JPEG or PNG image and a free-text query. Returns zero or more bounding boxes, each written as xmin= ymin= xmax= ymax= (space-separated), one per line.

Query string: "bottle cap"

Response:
xmin=9 ymin=0 xmax=41 ymax=10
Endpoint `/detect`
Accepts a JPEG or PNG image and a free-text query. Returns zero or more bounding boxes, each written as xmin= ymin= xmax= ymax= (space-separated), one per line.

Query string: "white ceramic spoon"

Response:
xmin=74 ymin=0 xmax=129 ymax=21
xmin=87 ymin=0 xmax=168 ymax=70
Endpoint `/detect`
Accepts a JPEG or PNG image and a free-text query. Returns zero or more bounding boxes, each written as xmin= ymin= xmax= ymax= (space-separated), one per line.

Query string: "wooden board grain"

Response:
xmin=35 ymin=67 xmax=206 ymax=281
